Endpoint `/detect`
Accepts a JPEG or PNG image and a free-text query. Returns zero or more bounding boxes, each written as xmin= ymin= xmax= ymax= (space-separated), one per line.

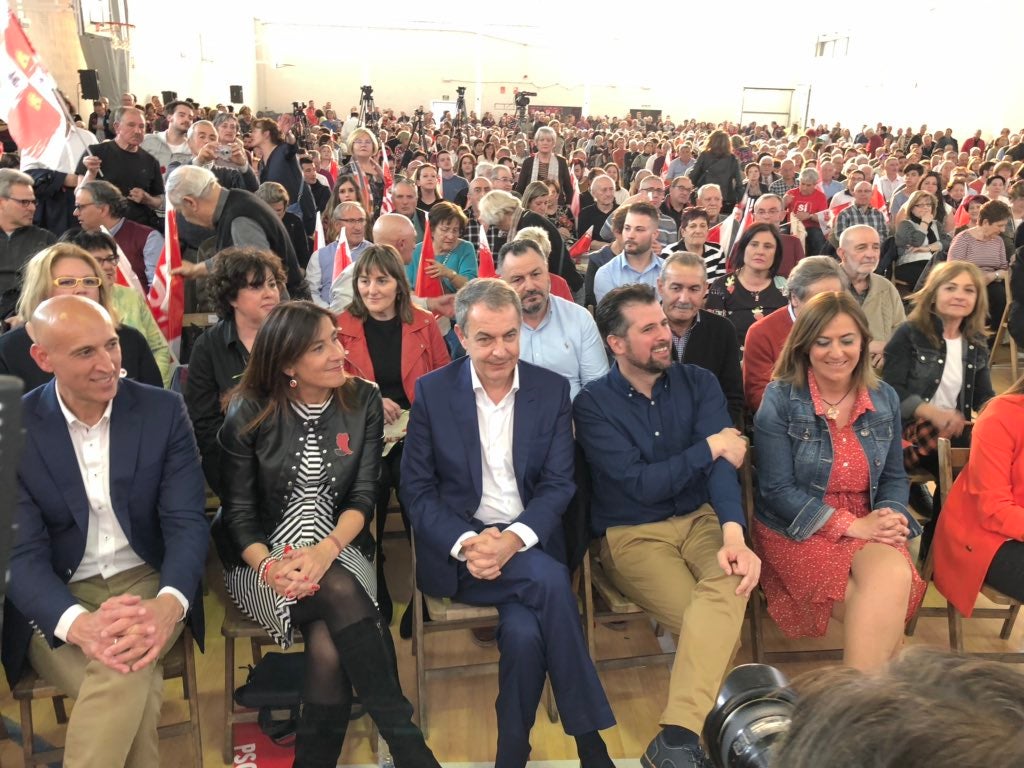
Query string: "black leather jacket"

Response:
xmin=212 ymin=378 xmax=383 ymax=568
xmin=882 ymin=316 xmax=994 ymax=424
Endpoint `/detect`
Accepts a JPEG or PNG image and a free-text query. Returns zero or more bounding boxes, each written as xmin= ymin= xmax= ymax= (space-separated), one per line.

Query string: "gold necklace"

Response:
xmin=820 ymin=385 xmax=855 ymax=421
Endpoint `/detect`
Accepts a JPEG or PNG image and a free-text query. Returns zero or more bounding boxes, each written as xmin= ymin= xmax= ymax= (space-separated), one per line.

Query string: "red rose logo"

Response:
xmin=335 ymin=433 xmax=353 ymax=456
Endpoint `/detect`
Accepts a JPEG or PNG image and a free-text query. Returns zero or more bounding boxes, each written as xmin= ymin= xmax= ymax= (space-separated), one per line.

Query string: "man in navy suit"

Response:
xmin=1 ymin=295 xmax=208 ymax=768
xmin=401 ymin=278 xmax=616 ymax=768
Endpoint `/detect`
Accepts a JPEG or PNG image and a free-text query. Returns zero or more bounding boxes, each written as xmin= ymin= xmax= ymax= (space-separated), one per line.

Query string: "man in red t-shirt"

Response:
xmin=785 ymin=168 xmax=828 ymax=254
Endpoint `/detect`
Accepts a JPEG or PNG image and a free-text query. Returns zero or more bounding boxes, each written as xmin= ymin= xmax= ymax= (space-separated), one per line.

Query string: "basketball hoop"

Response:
xmin=91 ymin=20 xmax=135 ymax=52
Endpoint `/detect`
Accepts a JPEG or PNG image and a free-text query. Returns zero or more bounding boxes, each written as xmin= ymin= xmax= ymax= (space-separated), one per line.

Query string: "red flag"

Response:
xmin=661 ymin=145 xmax=673 ymax=180
xmin=478 ymin=227 xmax=496 ymax=278
xmin=569 ymin=225 xmax=593 ymax=259
xmin=954 ymin=195 xmax=975 ymax=228
xmin=414 ymin=219 xmax=444 ymax=298
xmin=147 ymin=209 xmax=184 ymax=357
xmin=0 ymin=9 xmax=69 ymax=169
xmin=706 ymin=220 xmax=723 ymax=245
xmin=570 ymin=168 xmax=581 ymax=221
xmin=332 ymin=226 xmax=351 ymax=282
xmin=312 ymin=210 xmax=324 ymax=252
xmin=869 ymin=186 xmax=886 ymax=211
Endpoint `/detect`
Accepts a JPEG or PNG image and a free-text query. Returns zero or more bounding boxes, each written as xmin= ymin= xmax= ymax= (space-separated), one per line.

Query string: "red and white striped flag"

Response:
xmin=332 ymin=226 xmax=351 ymax=282
xmin=0 ymin=5 xmax=69 ymax=170
xmin=569 ymin=225 xmax=594 ymax=259
xmin=147 ymin=209 xmax=184 ymax=357
xmin=661 ymin=144 xmax=673 ymax=180
xmin=478 ymin=226 xmax=496 ymax=278
xmin=312 ymin=210 xmax=325 ymax=252
xmin=570 ymin=168 xmax=581 ymax=221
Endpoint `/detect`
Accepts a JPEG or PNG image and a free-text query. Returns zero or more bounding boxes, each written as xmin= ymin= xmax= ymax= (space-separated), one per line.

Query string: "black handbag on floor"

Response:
xmin=234 ymin=652 xmax=305 ymax=744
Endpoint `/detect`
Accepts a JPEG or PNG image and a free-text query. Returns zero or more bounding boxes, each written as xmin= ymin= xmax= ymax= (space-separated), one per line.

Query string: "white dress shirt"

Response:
xmin=53 ymin=385 xmax=188 ymax=641
xmin=450 ymin=364 xmax=539 ymax=559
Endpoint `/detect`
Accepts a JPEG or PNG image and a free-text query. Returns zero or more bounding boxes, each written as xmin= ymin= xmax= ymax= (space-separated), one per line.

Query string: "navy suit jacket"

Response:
xmin=1 ymin=379 xmax=209 ymax=684
xmin=400 ymin=358 xmax=576 ymax=598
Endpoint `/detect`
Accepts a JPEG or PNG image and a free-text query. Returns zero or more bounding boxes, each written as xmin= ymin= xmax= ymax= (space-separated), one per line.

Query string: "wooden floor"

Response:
xmin=2 ymin=359 xmax=1022 ymax=767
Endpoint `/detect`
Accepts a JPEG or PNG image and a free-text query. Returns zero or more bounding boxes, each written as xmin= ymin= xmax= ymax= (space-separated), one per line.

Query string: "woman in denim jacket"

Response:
xmin=753 ymin=292 xmax=925 ymax=672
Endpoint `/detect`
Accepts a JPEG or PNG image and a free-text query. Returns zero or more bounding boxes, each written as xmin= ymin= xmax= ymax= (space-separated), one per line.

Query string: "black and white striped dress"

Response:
xmin=224 ymin=399 xmax=377 ymax=647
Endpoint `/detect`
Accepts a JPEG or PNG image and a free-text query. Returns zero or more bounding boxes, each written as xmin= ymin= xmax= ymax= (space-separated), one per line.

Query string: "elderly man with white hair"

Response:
xmin=165 ymin=165 xmax=306 ymax=297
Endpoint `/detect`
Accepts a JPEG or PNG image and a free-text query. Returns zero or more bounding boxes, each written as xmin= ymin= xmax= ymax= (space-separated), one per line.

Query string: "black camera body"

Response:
xmin=703 ymin=664 xmax=797 ymax=768
xmin=515 ymin=91 xmax=536 ymax=108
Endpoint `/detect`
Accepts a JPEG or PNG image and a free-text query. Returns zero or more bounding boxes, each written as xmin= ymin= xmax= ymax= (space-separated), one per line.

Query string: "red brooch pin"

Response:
xmin=335 ymin=433 xmax=353 ymax=456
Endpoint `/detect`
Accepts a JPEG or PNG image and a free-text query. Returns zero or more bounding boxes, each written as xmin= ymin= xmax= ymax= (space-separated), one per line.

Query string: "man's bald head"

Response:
xmin=28 ymin=296 xmax=122 ymax=417
xmin=27 ymin=294 xmax=115 ymax=349
xmin=372 ymin=213 xmax=417 ymax=264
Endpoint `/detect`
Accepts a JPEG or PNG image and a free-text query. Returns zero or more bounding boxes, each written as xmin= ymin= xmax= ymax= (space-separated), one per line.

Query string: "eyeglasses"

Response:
xmin=337 ymin=217 xmax=366 ymax=225
xmin=73 ymin=202 xmax=99 ymax=211
xmin=640 ymin=187 xmax=665 ymax=195
xmin=95 ymin=255 xmax=120 ymax=265
xmin=3 ymin=196 xmax=36 ymax=207
xmin=53 ymin=276 xmax=103 ymax=289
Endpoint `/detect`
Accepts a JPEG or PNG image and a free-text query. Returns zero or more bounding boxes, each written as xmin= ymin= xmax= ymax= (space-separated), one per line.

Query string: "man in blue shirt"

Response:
xmin=498 ymin=239 xmax=608 ymax=399
xmin=574 ymin=284 xmax=760 ymax=768
xmin=593 ymin=202 xmax=665 ymax=304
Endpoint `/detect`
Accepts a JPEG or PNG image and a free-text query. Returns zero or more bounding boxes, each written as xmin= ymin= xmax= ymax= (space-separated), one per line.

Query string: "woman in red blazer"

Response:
xmin=934 ymin=377 xmax=1024 ymax=616
xmin=337 ymin=244 xmax=449 ymax=624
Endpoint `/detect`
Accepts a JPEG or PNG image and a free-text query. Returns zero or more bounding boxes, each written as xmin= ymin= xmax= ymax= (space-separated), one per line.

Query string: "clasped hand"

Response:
xmin=846 ymin=508 xmax=910 ymax=545
xmin=265 ymin=542 xmax=338 ymax=600
xmin=68 ymin=593 xmax=181 ymax=675
xmin=462 ymin=528 xmax=522 ymax=580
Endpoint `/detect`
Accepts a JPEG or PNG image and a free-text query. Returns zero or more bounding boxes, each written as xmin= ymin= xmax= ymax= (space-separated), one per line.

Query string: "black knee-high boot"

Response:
xmin=293 ymin=701 xmax=351 ymax=768
xmin=332 ymin=617 xmax=440 ymax=768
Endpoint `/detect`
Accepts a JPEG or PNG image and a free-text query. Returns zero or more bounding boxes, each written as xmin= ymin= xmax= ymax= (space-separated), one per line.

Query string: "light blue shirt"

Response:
xmin=593 ymin=252 xmax=664 ymax=305
xmin=520 ymin=295 xmax=609 ymax=400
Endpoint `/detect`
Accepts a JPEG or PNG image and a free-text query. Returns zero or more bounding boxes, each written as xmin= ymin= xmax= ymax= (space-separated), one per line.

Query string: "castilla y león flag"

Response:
xmin=0 ymin=6 xmax=68 ymax=169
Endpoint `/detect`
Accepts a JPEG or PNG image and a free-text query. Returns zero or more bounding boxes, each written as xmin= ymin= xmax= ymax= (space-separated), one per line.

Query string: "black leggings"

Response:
xmin=290 ymin=564 xmax=379 ymax=705
xmin=985 ymin=540 xmax=1024 ymax=603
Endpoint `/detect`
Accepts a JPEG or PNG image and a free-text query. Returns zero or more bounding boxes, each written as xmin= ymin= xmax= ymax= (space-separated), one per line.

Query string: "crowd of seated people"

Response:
xmin=5 ymin=93 xmax=1024 ymax=768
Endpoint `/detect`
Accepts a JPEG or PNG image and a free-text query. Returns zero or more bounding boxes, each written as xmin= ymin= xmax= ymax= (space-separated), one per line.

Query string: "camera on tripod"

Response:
xmin=515 ymin=91 xmax=536 ymax=108
xmin=292 ymin=101 xmax=307 ymax=119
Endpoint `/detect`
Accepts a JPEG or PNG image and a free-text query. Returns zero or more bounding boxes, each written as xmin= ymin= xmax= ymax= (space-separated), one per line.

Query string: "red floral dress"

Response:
xmin=753 ymin=374 xmax=926 ymax=638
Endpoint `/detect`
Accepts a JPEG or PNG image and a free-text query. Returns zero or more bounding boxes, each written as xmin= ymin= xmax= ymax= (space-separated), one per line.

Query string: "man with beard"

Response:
xmin=498 ymin=239 xmax=607 ymax=400
xmin=574 ymin=283 xmax=759 ymax=768
xmin=593 ymin=203 xmax=664 ymax=304
xmin=657 ymin=252 xmax=743 ymax=425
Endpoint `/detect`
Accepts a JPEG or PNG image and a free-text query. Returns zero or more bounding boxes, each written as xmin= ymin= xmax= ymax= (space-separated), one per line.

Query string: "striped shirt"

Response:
xmin=948 ymin=230 xmax=1007 ymax=273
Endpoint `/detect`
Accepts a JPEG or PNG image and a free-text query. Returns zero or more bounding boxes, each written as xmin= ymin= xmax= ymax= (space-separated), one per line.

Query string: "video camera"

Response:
xmin=702 ymin=663 xmax=797 ymax=768
xmin=515 ymin=91 xmax=536 ymax=108
xmin=292 ymin=101 xmax=307 ymax=120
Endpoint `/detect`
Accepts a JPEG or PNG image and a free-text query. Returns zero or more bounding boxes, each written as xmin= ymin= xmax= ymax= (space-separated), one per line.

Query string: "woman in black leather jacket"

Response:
xmin=215 ymin=301 xmax=439 ymax=768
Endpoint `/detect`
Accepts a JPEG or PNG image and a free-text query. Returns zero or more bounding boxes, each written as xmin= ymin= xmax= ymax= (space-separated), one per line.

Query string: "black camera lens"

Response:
xmin=703 ymin=664 xmax=797 ymax=768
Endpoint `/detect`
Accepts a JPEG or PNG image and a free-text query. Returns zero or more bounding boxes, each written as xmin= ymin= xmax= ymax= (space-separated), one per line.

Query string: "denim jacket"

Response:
xmin=753 ymin=379 xmax=920 ymax=542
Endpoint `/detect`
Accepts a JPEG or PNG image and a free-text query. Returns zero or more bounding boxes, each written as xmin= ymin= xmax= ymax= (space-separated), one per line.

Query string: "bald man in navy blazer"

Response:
xmin=1 ymin=295 xmax=208 ymax=768
xmin=401 ymin=278 xmax=615 ymax=768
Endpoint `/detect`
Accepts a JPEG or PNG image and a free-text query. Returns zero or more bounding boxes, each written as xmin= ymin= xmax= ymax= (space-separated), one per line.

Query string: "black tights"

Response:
xmin=290 ymin=564 xmax=379 ymax=706
xmin=985 ymin=540 xmax=1024 ymax=602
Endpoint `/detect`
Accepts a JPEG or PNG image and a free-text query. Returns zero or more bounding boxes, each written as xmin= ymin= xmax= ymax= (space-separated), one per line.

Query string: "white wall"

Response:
xmin=110 ymin=1 xmax=1024 ymax=139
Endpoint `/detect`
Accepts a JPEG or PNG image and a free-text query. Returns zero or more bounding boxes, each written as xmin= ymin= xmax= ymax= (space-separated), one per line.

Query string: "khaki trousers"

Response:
xmin=599 ymin=505 xmax=748 ymax=733
xmin=27 ymin=564 xmax=183 ymax=768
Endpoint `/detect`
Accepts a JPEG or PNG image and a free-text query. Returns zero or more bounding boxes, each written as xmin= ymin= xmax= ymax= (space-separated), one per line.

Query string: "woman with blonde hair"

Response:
xmin=755 ymin=291 xmax=923 ymax=672
xmin=0 ymin=243 xmax=161 ymax=391
xmin=342 ymin=126 xmax=385 ymax=216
